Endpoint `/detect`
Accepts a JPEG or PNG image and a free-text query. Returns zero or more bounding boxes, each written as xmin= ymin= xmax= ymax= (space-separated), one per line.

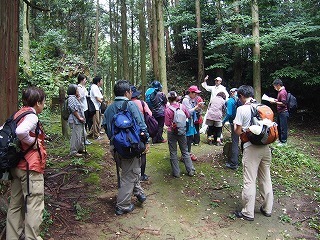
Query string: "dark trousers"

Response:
xmin=277 ymin=111 xmax=289 ymax=143
xmin=193 ymin=123 xmax=200 ymax=144
xmin=187 ymin=136 xmax=193 ymax=152
xmin=152 ymin=116 xmax=165 ymax=143
xmin=207 ymin=126 xmax=222 ymax=141
xmin=141 ymin=153 xmax=147 ymax=176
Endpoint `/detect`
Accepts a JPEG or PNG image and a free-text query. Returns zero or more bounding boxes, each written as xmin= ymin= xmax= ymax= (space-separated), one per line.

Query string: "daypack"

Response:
xmin=61 ymin=97 xmax=70 ymax=121
xmin=168 ymin=104 xmax=187 ymax=135
xmin=286 ymin=92 xmax=297 ymax=114
xmin=87 ymin=96 xmax=96 ymax=117
xmin=145 ymin=88 xmax=156 ymax=109
xmin=240 ymin=103 xmax=278 ymax=145
xmin=111 ymin=101 xmax=146 ymax=159
xmin=0 ymin=111 xmax=38 ymax=177
xmin=140 ymin=101 xmax=158 ymax=138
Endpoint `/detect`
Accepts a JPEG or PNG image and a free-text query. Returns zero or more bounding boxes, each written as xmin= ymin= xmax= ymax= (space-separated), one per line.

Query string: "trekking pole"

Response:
xmin=83 ymin=124 xmax=87 ymax=158
xmin=223 ymin=124 xmax=232 ymax=133
xmin=115 ymin=154 xmax=121 ymax=188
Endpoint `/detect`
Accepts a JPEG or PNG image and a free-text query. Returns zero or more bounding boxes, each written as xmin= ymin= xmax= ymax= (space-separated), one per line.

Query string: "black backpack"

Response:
xmin=0 ymin=111 xmax=38 ymax=178
xmin=287 ymin=92 xmax=297 ymax=114
xmin=61 ymin=97 xmax=70 ymax=121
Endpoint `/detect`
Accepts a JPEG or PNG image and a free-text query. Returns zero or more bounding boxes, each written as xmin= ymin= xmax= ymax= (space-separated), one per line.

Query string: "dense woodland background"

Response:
xmin=2 ymin=0 xmax=320 ymax=118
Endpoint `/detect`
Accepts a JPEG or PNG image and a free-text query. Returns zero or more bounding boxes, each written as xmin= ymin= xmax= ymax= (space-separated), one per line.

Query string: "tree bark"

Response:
xmin=109 ymin=0 xmax=115 ymax=99
xmin=139 ymin=0 xmax=147 ymax=94
xmin=22 ymin=2 xmax=32 ymax=77
xmin=252 ymin=0 xmax=261 ymax=101
xmin=232 ymin=0 xmax=242 ymax=87
xmin=151 ymin=0 xmax=159 ymax=79
xmin=121 ymin=0 xmax=130 ymax=80
xmin=195 ymin=0 xmax=204 ymax=85
xmin=0 ymin=0 xmax=19 ymax=123
xmin=94 ymin=0 xmax=100 ymax=76
xmin=59 ymin=87 xmax=69 ymax=137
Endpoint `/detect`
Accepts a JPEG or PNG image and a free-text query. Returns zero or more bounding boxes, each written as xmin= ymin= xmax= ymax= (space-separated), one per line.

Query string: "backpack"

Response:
xmin=62 ymin=97 xmax=70 ymax=121
xmin=0 ymin=111 xmax=38 ymax=178
xmin=87 ymin=96 xmax=96 ymax=118
xmin=240 ymin=103 xmax=278 ymax=145
xmin=168 ymin=104 xmax=187 ymax=135
xmin=286 ymin=92 xmax=297 ymax=114
xmin=111 ymin=101 xmax=146 ymax=159
xmin=145 ymin=88 xmax=156 ymax=109
xmin=141 ymin=101 xmax=158 ymax=138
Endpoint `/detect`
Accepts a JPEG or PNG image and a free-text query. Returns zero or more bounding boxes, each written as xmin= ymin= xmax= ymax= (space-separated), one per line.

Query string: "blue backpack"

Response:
xmin=145 ymin=87 xmax=156 ymax=109
xmin=111 ymin=101 xmax=146 ymax=159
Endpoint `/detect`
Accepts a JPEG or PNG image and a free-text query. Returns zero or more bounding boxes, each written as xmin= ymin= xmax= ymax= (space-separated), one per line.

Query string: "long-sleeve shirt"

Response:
xmin=131 ymin=98 xmax=153 ymax=116
xmin=223 ymin=97 xmax=237 ymax=124
xmin=201 ymin=82 xmax=229 ymax=104
xmin=103 ymin=96 xmax=149 ymax=143
xmin=68 ymin=95 xmax=85 ymax=124
xmin=276 ymin=87 xmax=288 ymax=113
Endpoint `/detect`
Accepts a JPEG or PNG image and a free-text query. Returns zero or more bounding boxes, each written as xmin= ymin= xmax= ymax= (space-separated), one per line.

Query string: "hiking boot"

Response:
xmin=190 ymin=153 xmax=197 ymax=161
xmin=85 ymin=140 xmax=92 ymax=145
xmin=115 ymin=204 xmax=135 ymax=215
xmin=135 ymin=193 xmax=147 ymax=203
xmin=225 ymin=163 xmax=238 ymax=170
xmin=140 ymin=174 xmax=149 ymax=181
xmin=188 ymin=170 xmax=195 ymax=177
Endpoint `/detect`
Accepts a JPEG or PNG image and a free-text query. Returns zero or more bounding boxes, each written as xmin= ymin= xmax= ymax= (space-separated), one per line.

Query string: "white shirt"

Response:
xmin=90 ymin=84 xmax=103 ymax=110
xmin=16 ymin=108 xmax=38 ymax=146
xmin=77 ymin=84 xmax=88 ymax=111
xmin=201 ymin=82 xmax=229 ymax=104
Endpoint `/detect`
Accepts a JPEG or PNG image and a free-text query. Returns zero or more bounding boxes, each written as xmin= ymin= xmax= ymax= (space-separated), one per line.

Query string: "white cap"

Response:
xmin=215 ymin=77 xmax=222 ymax=81
xmin=230 ymin=88 xmax=237 ymax=92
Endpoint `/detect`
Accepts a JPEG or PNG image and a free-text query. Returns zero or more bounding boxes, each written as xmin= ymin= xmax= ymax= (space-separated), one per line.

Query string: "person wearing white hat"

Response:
xmin=200 ymin=75 xmax=229 ymax=134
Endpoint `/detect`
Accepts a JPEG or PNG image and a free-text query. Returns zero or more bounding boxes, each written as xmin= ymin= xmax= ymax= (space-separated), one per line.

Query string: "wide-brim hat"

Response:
xmin=131 ymin=86 xmax=141 ymax=98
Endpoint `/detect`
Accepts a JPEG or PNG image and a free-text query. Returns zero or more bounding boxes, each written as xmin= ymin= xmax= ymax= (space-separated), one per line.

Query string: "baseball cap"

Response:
xmin=230 ymin=88 xmax=237 ymax=92
xmin=188 ymin=85 xmax=201 ymax=93
xmin=167 ymin=91 xmax=178 ymax=98
xmin=215 ymin=77 xmax=222 ymax=81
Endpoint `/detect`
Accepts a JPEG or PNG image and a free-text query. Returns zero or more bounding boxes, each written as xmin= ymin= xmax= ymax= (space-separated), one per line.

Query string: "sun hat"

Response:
xmin=167 ymin=91 xmax=178 ymax=98
xmin=230 ymin=88 xmax=238 ymax=92
xmin=130 ymin=86 xmax=141 ymax=98
xmin=215 ymin=77 xmax=223 ymax=81
xmin=188 ymin=85 xmax=201 ymax=93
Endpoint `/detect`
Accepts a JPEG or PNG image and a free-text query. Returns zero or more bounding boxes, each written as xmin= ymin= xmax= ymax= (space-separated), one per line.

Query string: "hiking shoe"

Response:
xmin=225 ymin=163 xmax=238 ymax=170
xmin=135 ymin=193 xmax=147 ymax=203
xmin=260 ymin=206 xmax=271 ymax=217
xmin=190 ymin=153 xmax=197 ymax=161
xmin=85 ymin=140 xmax=92 ymax=145
xmin=234 ymin=211 xmax=254 ymax=221
xmin=188 ymin=170 xmax=195 ymax=177
xmin=140 ymin=174 xmax=149 ymax=181
xmin=115 ymin=204 xmax=135 ymax=215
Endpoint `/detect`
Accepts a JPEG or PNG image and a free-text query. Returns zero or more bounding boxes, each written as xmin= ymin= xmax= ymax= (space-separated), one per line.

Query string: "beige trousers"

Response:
xmin=90 ymin=110 xmax=101 ymax=139
xmin=6 ymin=168 xmax=44 ymax=240
xmin=241 ymin=144 xmax=273 ymax=218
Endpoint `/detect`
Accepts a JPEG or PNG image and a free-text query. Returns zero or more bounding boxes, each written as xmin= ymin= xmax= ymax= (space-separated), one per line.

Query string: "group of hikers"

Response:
xmin=3 ymin=74 xmax=291 ymax=239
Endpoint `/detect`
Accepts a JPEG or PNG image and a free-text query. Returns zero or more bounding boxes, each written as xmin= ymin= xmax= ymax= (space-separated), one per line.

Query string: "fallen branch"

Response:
xmin=293 ymin=213 xmax=320 ymax=224
xmin=47 ymin=171 xmax=68 ymax=179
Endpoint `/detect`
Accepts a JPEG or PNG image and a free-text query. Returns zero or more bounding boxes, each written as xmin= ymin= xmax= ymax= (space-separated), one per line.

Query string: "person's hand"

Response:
xmin=204 ymin=75 xmax=209 ymax=81
xmin=79 ymin=117 xmax=85 ymax=123
xmin=143 ymin=143 xmax=150 ymax=154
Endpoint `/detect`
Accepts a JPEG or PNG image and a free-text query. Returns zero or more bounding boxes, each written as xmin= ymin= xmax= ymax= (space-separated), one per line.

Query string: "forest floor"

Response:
xmin=1 ymin=115 xmax=319 ymax=240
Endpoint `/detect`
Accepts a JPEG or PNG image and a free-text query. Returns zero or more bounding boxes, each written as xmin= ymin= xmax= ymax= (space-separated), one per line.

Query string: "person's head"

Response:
xmin=272 ymin=79 xmax=283 ymax=91
xmin=77 ymin=74 xmax=87 ymax=84
xmin=151 ymin=80 xmax=162 ymax=91
xmin=167 ymin=91 xmax=178 ymax=103
xmin=93 ymin=76 xmax=103 ymax=86
xmin=188 ymin=85 xmax=201 ymax=99
xmin=237 ymin=85 xmax=254 ymax=104
xmin=229 ymin=88 xmax=237 ymax=97
xmin=114 ymin=80 xmax=131 ymax=98
xmin=22 ymin=86 xmax=46 ymax=114
xmin=130 ymin=85 xmax=141 ymax=99
xmin=214 ymin=77 xmax=223 ymax=86
xmin=67 ymin=84 xmax=78 ymax=96
xmin=216 ymin=91 xmax=226 ymax=100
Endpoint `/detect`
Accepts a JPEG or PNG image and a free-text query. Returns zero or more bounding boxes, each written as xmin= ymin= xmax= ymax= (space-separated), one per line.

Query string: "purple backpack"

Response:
xmin=141 ymin=101 xmax=158 ymax=138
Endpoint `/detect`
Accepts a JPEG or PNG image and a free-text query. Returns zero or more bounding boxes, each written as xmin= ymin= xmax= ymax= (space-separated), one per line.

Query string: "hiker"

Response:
xmin=103 ymin=80 xmax=149 ymax=215
xmin=67 ymin=84 xmax=86 ymax=157
xmin=193 ymin=94 xmax=204 ymax=146
xmin=222 ymin=88 xmax=240 ymax=169
xmin=233 ymin=85 xmax=273 ymax=221
xmin=6 ymin=87 xmax=47 ymax=240
xmin=272 ymin=79 xmax=289 ymax=146
xmin=206 ymin=92 xmax=226 ymax=145
xmin=130 ymin=85 xmax=152 ymax=181
xmin=165 ymin=91 xmax=196 ymax=178
xmin=145 ymin=80 xmax=167 ymax=144
xmin=77 ymin=74 xmax=92 ymax=145
xmin=89 ymin=76 xmax=103 ymax=140
xmin=182 ymin=85 xmax=203 ymax=161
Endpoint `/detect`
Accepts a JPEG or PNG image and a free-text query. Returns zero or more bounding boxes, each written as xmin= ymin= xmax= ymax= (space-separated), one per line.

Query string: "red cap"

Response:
xmin=188 ymin=85 xmax=201 ymax=93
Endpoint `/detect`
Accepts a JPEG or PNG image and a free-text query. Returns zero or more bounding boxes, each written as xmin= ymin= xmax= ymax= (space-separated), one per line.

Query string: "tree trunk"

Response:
xmin=139 ymin=0 xmax=147 ymax=94
xmin=22 ymin=2 xmax=32 ymax=77
xmin=165 ymin=27 xmax=172 ymax=59
xmin=172 ymin=0 xmax=184 ymax=55
xmin=232 ymin=0 xmax=242 ymax=87
xmin=150 ymin=0 xmax=159 ymax=79
xmin=195 ymin=0 xmax=204 ymax=85
xmin=94 ymin=0 xmax=100 ymax=76
xmin=130 ymin=7 xmax=134 ymax=84
xmin=109 ymin=0 xmax=115 ymax=99
xmin=0 ymin=0 xmax=19 ymax=123
xmin=252 ymin=0 xmax=261 ymax=101
xmin=156 ymin=0 xmax=167 ymax=93
xmin=59 ymin=87 xmax=69 ymax=137
xmin=121 ymin=0 xmax=129 ymax=80
xmin=215 ymin=0 xmax=223 ymax=78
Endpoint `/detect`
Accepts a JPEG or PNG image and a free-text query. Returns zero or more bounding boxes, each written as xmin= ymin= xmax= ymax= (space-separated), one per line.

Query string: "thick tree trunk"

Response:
xmin=165 ymin=27 xmax=172 ymax=59
xmin=172 ymin=0 xmax=184 ymax=55
xmin=195 ymin=0 xmax=204 ymax=85
xmin=151 ymin=0 xmax=159 ymax=79
xmin=252 ymin=0 xmax=261 ymax=101
xmin=156 ymin=0 xmax=167 ymax=93
xmin=232 ymin=0 xmax=242 ymax=87
xmin=109 ymin=0 xmax=115 ymax=99
xmin=121 ymin=0 xmax=130 ymax=80
xmin=139 ymin=0 xmax=147 ymax=94
xmin=0 ymin=0 xmax=19 ymax=123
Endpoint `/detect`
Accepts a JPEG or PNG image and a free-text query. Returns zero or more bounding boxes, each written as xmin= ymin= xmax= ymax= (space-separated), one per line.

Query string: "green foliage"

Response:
xmin=41 ymin=208 xmax=53 ymax=238
xmin=271 ymin=67 xmax=309 ymax=81
xmin=74 ymin=203 xmax=90 ymax=221
xmin=279 ymin=214 xmax=292 ymax=223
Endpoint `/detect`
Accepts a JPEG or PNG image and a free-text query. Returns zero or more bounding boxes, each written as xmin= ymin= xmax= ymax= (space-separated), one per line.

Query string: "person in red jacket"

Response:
xmin=6 ymin=86 xmax=47 ymax=240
